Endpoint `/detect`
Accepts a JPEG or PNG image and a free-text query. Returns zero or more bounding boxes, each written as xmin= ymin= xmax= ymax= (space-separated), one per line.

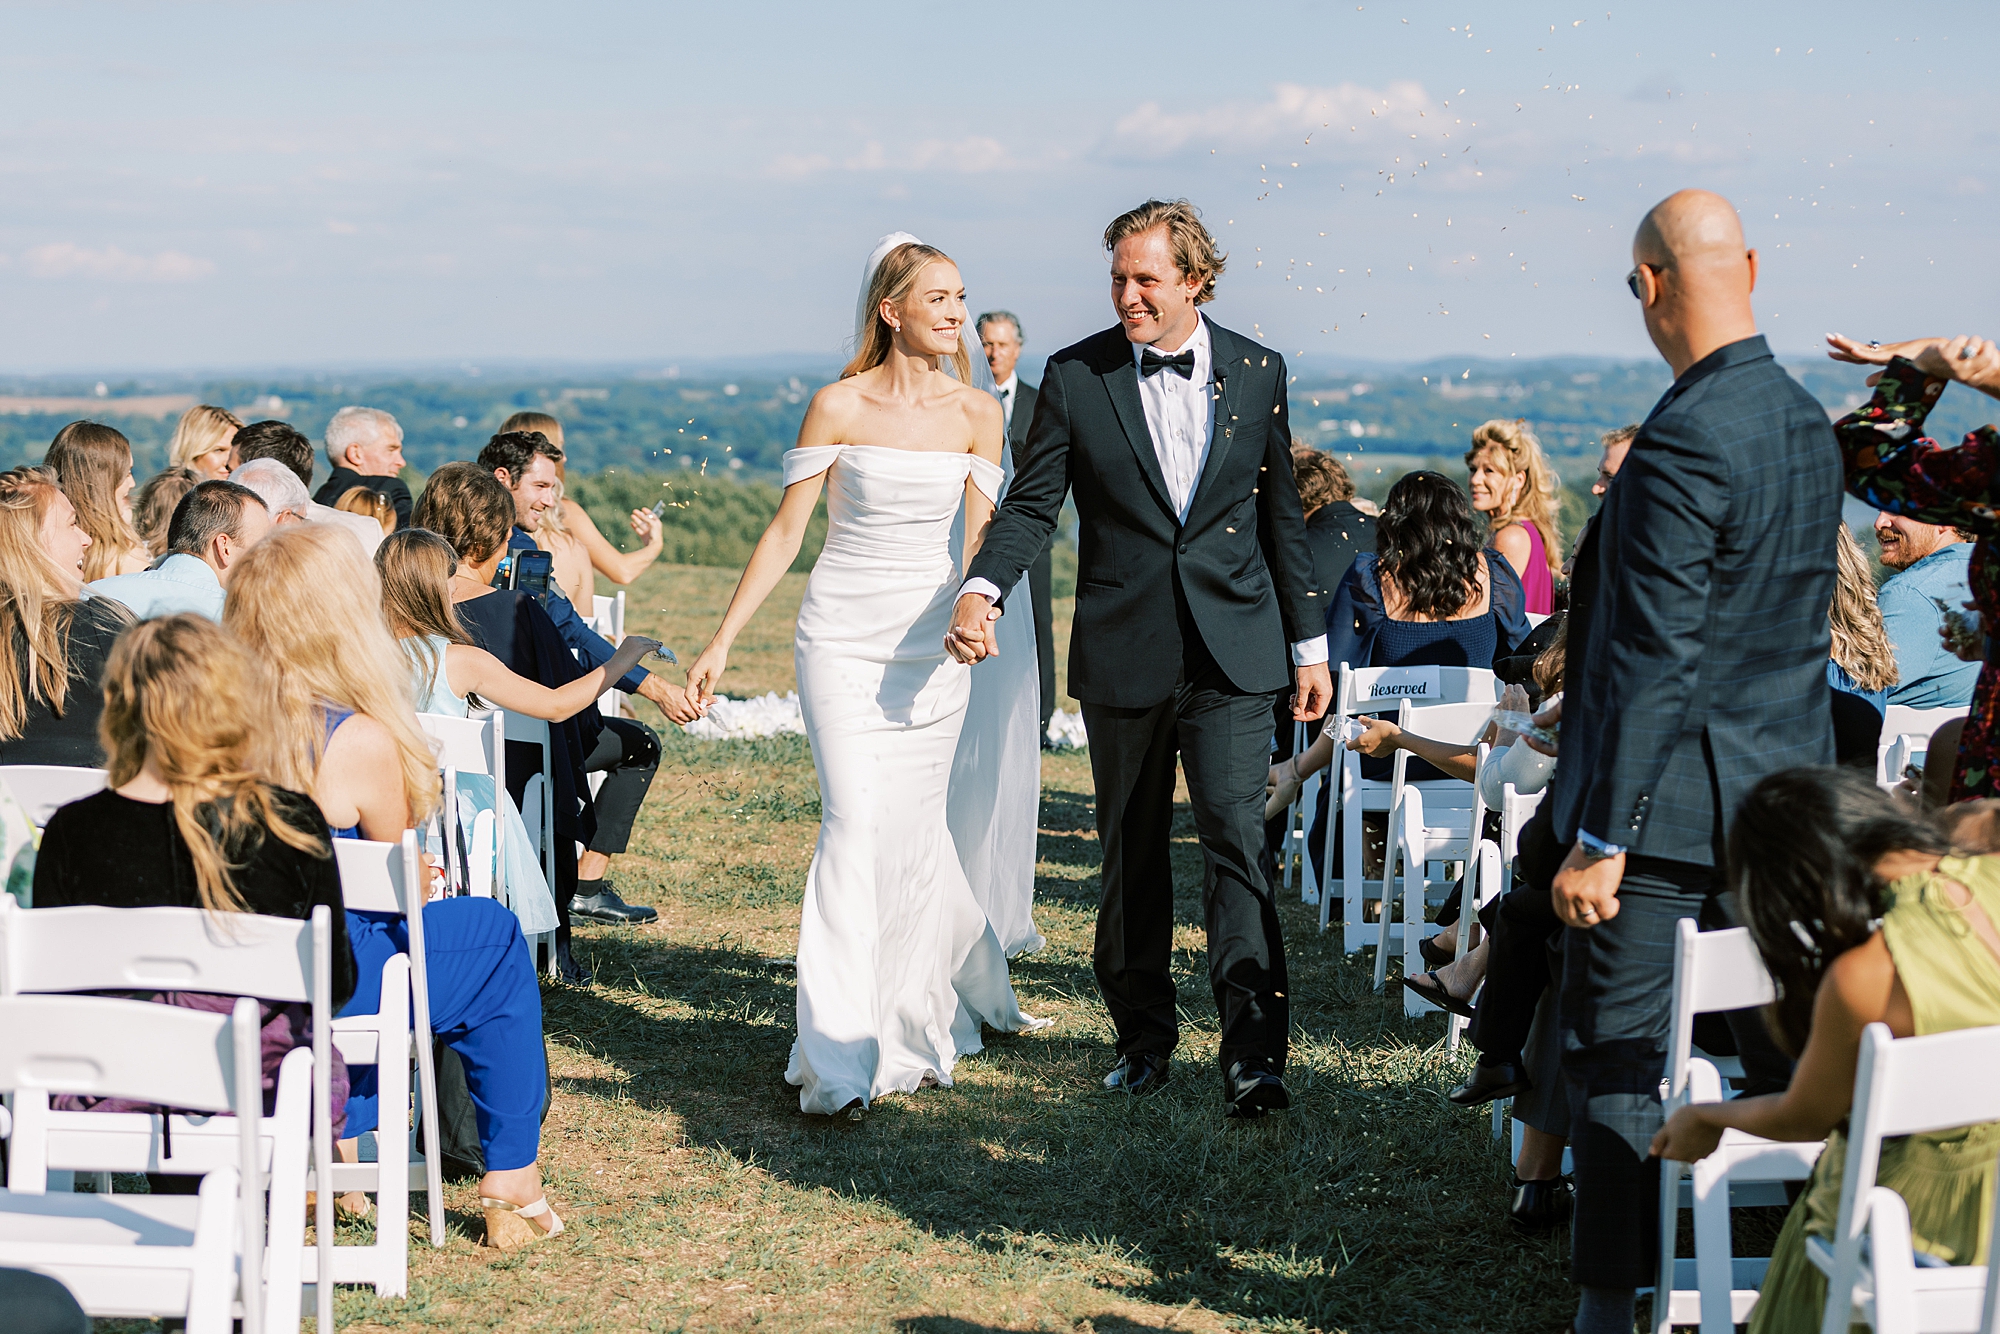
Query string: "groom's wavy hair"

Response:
xmin=1375 ymin=470 xmax=1487 ymax=622
xmin=1104 ymin=200 xmax=1226 ymax=305
xmin=843 ymin=242 xmax=974 ymax=385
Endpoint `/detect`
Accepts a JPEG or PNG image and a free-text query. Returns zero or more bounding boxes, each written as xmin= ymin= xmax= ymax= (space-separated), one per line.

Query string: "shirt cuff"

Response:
xmin=1576 ymin=830 xmax=1627 ymax=858
xmin=959 ymin=577 xmax=1003 ymax=604
xmin=1290 ymin=635 xmax=1329 ymax=666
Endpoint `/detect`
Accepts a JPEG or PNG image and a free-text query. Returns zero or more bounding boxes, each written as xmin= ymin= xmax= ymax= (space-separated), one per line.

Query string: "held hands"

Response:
xmin=946 ymin=593 xmax=1001 ymax=664
xmin=1650 ymin=1104 xmax=1726 ymax=1165
xmin=1552 ymin=839 xmax=1624 ymax=929
xmin=1292 ymin=661 xmax=1332 ymax=721
xmin=639 ymin=676 xmax=705 ymax=725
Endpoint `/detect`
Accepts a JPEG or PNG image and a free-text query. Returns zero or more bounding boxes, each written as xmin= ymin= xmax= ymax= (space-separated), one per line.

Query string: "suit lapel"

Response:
xmin=1100 ymin=338 xmax=1176 ymax=519
xmin=1190 ymin=317 xmax=1241 ymax=516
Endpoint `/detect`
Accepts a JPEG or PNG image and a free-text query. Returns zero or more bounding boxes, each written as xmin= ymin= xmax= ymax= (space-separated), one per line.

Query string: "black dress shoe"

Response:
xmin=1446 ymin=1057 xmax=1532 ymax=1107
xmin=554 ymin=939 xmax=594 ymax=987
xmin=1508 ymin=1174 xmax=1573 ymax=1234
xmin=1223 ymin=1060 xmax=1291 ymax=1118
xmin=570 ymin=881 xmax=659 ymax=925
xmin=1102 ymin=1052 xmax=1170 ymax=1095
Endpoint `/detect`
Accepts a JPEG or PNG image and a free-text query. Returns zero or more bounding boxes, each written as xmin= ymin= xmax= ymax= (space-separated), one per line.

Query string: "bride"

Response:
xmin=684 ymin=235 xmax=1047 ymax=1115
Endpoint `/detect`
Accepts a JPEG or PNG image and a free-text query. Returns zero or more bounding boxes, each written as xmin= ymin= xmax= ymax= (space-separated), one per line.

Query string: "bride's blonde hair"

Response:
xmin=842 ymin=242 xmax=973 ymax=384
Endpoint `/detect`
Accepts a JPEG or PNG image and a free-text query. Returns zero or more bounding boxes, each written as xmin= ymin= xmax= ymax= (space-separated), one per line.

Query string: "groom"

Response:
xmin=949 ymin=199 xmax=1331 ymax=1117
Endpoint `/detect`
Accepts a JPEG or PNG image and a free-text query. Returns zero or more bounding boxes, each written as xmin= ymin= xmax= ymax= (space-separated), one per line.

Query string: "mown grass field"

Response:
xmin=123 ymin=563 xmax=1586 ymax=1334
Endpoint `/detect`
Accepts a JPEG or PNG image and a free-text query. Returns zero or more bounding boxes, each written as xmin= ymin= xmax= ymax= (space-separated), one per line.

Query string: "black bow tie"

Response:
xmin=1140 ymin=347 xmax=1196 ymax=380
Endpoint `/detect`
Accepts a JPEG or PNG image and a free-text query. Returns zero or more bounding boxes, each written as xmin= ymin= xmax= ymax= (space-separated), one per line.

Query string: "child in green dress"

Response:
xmin=1653 ymin=768 xmax=2000 ymax=1334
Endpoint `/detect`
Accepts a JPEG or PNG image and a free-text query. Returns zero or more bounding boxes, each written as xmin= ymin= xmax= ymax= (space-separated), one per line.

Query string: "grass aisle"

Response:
xmin=330 ymin=565 xmax=1576 ymax=1334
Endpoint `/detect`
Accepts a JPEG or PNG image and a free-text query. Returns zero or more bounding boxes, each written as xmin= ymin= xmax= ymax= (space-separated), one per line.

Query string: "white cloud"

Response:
xmin=1107 ymin=80 xmax=1438 ymax=158
xmin=22 ymin=242 xmax=215 ymax=282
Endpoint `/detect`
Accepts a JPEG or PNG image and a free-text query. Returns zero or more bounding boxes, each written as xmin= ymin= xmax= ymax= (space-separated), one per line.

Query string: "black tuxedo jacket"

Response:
xmin=967 ymin=317 xmax=1321 ymax=708
xmin=1550 ymin=335 xmax=1840 ymax=866
xmin=1007 ymin=378 xmax=1038 ymax=461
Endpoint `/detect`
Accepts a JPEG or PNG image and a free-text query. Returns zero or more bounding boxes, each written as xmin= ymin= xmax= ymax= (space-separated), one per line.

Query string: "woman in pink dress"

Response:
xmin=1464 ymin=417 xmax=1564 ymax=614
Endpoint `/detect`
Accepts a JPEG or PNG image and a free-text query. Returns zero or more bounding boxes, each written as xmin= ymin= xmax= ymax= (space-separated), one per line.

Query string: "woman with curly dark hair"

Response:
xmin=1268 ymin=470 xmax=1529 ymax=879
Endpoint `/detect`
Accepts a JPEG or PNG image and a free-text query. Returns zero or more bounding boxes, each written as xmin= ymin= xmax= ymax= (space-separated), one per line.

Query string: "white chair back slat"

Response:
xmin=415 ymin=711 xmax=501 ymax=777
xmin=0 ymin=993 xmax=266 ymax=1333
xmin=0 ymin=901 xmax=314 ymax=1003
xmin=333 ymin=829 xmax=445 ymax=1259
xmin=0 ymin=765 xmax=109 ymax=827
xmin=1656 ymin=919 xmax=1820 ymax=1334
xmin=1810 ymin=1022 xmax=2000 ymax=1334
xmin=500 ymin=709 xmax=560 ymax=974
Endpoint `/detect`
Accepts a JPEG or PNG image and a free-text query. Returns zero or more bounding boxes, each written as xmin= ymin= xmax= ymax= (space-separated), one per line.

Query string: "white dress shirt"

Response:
xmin=996 ymin=372 xmax=1019 ymax=435
xmin=962 ymin=318 xmax=1327 ymax=667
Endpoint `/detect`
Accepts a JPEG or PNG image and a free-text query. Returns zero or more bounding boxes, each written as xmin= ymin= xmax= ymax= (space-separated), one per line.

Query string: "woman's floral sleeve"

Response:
xmin=1838 ymin=356 xmax=2000 ymax=536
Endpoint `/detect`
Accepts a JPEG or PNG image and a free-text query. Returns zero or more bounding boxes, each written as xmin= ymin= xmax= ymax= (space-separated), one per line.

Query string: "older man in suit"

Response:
xmin=979 ymin=310 xmax=1058 ymax=741
xmin=1549 ymin=190 xmax=1840 ymax=1334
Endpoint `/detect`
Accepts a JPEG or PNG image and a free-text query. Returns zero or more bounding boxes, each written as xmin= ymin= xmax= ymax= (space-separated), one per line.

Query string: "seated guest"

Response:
xmin=336 ymin=486 xmax=397 ymax=535
xmin=474 ymin=430 xmax=691 ymax=721
xmin=229 ymin=458 xmax=314 ymax=525
xmin=1654 ymin=767 xmax=2000 ymax=1331
xmin=88 ymin=480 xmax=270 ymax=622
xmin=1465 ymin=419 xmax=1563 ymax=614
xmin=414 ymin=464 xmax=657 ymax=976
xmin=31 ymin=613 xmax=354 ymax=1133
xmin=222 ymin=524 xmax=566 ymax=1249
xmin=377 ymin=527 xmax=660 ymax=936
xmin=1827 ymin=333 xmax=2000 ymax=799
xmin=313 ymin=406 xmax=412 ymax=530
xmin=0 ymin=467 xmax=132 ymax=765
xmin=166 ymin=404 xmax=244 ymax=482
xmin=1828 ymin=522 xmax=1899 ymax=768
xmin=1286 ymin=469 xmax=1528 ymax=883
xmin=133 ymin=467 xmax=199 ymax=558
xmin=46 ymin=421 xmax=148 ymax=579
xmin=233 ymin=419 xmax=385 ymax=557
xmin=1325 ymin=468 xmax=1530 ymax=673
xmin=1293 ymin=445 xmax=1374 ymax=603
xmin=1266 ymin=445 xmax=1375 ymax=861
xmin=1874 ymin=508 xmax=1978 ymax=708
xmin=500 ymin=409 xmax=666 ymax=600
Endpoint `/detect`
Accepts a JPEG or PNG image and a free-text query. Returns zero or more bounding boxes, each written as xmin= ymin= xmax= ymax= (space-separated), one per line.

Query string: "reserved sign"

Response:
xmin=1359 ymin=667 xmax=1442 ymax=702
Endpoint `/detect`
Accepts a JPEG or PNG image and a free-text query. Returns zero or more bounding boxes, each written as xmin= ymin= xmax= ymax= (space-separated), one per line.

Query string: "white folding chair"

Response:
xmin=589 ymin=591 xmax=628 ymax=717
xmin=0 ymin=765 xmax=108 ymax=827
xmin=0 ymin=993 xmax=266 ymax=1334
xmin=501 ymin=710 xmax=563 ymax=977
xmin=417 ymin=710 xmax=506 ymax=901
xmin=1807 ymin=1022 xmax=2000 ymax=1334
xmin=1876 ymin=706 xmax=1964 ymax=787
xmin=1653 ymin=920 xmax=1824 ymax=1334
xmin=1342 ymin=697 xmax=1494 ymax=955
xmin=1322 ymin=664 xmax=1501 ymax=951
xmin=327 ymin=830 xmax=442 ymax=1292
xmin=0 ymin=899 xmax=333 ymax=1333
xmin=1278 ymin=720 xmax=1321 ymax=901
xmin=1369 ymin=762 xmax=1491 ymax=1015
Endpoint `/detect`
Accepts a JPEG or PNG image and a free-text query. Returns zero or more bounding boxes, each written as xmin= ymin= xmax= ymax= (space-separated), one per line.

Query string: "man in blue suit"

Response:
xmin=1547 ymin=190 xmax=1842 ymax=1334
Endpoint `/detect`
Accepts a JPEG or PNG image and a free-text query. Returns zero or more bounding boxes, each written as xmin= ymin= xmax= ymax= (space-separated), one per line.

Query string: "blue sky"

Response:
xmin=1 ymin=1 xmax=1994 ymax=371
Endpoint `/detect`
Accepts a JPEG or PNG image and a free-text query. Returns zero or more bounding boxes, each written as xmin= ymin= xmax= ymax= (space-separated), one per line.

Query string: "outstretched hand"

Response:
xmin=946 ymin=593 xmax=1000 ymax=664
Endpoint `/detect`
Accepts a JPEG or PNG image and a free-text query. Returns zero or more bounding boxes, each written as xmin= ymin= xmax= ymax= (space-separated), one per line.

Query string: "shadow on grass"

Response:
xmin=547 ymin=884 xmax=1577 ymax=1331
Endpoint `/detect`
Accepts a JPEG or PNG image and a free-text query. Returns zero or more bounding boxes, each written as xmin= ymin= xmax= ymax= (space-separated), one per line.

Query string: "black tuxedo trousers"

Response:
xmin=1083 ymin=590 xmax=1289 ymax=1074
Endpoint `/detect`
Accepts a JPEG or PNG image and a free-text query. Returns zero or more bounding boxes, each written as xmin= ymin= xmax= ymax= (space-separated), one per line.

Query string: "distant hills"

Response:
xmin=1 ymin=354 xmax=1990 ymax=488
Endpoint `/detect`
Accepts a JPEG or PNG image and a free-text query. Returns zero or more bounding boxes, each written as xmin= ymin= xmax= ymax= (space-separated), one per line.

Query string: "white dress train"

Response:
xmin=782 ymin=444 xmax=1048 ymax=1114
xmin=946 ymin=441 xmax=1045 ymax=958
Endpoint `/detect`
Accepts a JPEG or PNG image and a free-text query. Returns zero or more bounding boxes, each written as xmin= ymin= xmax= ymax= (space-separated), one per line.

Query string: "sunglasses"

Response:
xmin=1626 ymin=262 xmax=1670 ymax=299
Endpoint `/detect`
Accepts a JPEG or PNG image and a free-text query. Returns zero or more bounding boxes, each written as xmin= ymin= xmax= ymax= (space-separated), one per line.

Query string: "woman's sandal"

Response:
xmin=481 ymin=1195 xmax=564 ymax=1251
xmin=1403 ymin=970 xmax=1476 ymax=1019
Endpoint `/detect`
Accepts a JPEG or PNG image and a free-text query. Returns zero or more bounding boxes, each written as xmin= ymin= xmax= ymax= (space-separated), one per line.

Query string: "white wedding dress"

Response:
xmin=783 ymin=442 xmax=1048 ymax=1114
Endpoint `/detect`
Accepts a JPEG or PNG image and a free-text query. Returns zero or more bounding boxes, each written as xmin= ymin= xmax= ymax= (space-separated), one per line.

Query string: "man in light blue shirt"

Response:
xmin=88 ymin=480 xmax=270 ymax=621
xmin=1874 ymin=510 xmax=1978 ymax=709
